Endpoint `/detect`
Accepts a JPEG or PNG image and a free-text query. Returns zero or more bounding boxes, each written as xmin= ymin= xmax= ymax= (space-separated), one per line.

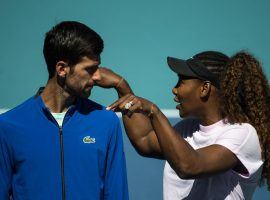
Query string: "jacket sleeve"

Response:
xmin=0 ymin=126 xmax=13 ymax=200
xmin=104 ymin=117 xmax=129 ymax=200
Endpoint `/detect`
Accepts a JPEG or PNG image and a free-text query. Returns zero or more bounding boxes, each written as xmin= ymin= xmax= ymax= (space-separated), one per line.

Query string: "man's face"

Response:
xmin=64 ymin=56 xmax=101 ymax=98
xmin=172 ymin=75 xmax=203 ymax=118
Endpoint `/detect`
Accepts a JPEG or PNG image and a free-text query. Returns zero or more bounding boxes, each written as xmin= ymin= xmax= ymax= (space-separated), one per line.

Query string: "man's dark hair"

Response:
xmin=43 ymin=21 xmax=104 ymax=78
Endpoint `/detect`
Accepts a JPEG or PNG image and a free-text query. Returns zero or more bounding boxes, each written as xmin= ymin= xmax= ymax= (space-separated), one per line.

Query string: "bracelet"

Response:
xmin=148 ymin=103 xmax=154 ymax=118
xmin=116 ymin=77 xmax=124 ymax=88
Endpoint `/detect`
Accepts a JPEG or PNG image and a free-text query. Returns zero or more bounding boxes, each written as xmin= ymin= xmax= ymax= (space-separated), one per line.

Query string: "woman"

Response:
xmin=96 ymin=51 xmax=270 ymax=199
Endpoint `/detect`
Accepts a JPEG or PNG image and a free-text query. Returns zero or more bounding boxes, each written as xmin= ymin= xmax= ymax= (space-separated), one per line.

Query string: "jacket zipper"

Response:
xmin=59 ymin=126 xmax=66 ymax=200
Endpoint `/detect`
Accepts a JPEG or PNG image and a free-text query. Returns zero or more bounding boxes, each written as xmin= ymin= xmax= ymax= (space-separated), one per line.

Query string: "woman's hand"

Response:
xmin=107 ymin=94 xmax=155 ymax=117
xmin=95 ymin=67 xmax=133 ymax=97
xmin=94 ymin=67 xmax=122 ymax=88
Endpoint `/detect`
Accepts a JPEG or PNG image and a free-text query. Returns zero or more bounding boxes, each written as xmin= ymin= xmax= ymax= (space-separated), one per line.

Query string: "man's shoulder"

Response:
xmin=0 ymin=97 xmax=35 ymax=122
xmin=79 ymin=98 xmax=119 ymax=122
xmin=0 ymin=97 xmax=36 ymax=134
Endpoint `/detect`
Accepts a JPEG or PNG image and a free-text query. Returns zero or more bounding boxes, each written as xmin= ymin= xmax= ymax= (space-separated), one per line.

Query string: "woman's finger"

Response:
xmin=121 ymin=98 xmax=141 ymax=117
xmin=106 ymin=94 xmax=132 ymax=111
xmin=118 ymin=95 xmax=136 ymax=110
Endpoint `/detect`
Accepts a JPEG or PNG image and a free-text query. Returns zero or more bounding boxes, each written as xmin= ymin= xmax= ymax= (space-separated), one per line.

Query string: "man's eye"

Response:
xmin=86 ymin=66 xmax=98 ymax=73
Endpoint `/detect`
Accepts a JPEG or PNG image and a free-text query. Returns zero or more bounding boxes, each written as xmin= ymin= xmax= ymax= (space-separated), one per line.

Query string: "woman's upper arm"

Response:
xmin=189 ymin=124 xmax=262 ymax=179
xmin=193 ymin=144 xmax=238 ymax=178
xmin=137 ymin=130 xmax=164 ymax=159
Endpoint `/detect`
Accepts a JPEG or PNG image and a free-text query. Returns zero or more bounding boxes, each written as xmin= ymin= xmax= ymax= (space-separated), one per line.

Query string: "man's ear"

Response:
xmin=200 ymin=81 xmax=211 ymax=98
xmin=55 ymin=61 xmax=69 ymax=78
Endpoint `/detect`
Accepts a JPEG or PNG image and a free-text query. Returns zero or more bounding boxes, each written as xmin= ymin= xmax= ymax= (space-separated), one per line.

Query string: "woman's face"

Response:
xmin=172 ymin=75 xmax=204 ymax=118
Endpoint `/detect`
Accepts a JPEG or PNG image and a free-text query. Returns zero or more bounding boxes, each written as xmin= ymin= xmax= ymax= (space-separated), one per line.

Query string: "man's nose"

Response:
xmin=92 ymin=68 xmax=101 ymax=81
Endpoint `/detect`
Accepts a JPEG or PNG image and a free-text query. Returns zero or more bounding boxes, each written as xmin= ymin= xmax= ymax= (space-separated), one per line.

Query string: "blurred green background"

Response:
xmin=0 ymin=0 xmax=269 ymax=199
xmin=1 ymin=0 xmax=270 ymax=109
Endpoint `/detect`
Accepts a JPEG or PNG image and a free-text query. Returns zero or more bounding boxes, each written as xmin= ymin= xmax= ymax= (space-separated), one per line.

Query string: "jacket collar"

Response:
xmin=34 ymin=87 xmax=81 ymax=124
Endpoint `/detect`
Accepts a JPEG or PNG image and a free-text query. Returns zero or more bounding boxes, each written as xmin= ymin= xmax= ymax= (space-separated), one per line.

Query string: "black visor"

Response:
xmin=167 ymin=56 xmax=220 ymax=88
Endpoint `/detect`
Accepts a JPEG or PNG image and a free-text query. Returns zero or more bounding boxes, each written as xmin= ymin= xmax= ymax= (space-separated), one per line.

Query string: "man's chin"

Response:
xmin=79 ymin=90 xmax=91 ymax=99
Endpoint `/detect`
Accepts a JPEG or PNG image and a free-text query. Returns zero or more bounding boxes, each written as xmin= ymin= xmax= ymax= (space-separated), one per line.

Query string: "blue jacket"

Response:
xmin=0 ymin=95 xmax=129 ymax=200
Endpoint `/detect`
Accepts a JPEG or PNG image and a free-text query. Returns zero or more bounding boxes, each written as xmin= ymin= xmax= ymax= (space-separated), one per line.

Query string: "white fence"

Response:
xmin=0 ymin=108 xmax=179 ymax=118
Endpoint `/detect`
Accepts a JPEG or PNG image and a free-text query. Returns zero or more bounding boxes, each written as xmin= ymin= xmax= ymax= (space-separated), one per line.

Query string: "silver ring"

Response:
xmin=124 ymin=101 xmax=133 ymax=109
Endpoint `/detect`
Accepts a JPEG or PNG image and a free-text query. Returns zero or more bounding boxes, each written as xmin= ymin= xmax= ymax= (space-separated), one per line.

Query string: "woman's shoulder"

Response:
xmin=216 ymin=122 xmax=260 ymax=154
xmin=223 ymin=122 xmax=257 ymax=136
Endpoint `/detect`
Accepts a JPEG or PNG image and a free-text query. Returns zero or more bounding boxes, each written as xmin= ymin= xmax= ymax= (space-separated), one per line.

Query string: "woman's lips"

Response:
xmin=174 ymin=97 xmax=186 ymax=110
xmin=174 ymin=97 xmax=181 ymax=109
xmin=176 ymin=104 xmax=181 ymax=109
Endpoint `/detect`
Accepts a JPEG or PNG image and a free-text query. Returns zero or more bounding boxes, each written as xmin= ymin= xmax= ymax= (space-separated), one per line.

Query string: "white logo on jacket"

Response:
xmin=83 ymin=136 xmax=96 ymax=143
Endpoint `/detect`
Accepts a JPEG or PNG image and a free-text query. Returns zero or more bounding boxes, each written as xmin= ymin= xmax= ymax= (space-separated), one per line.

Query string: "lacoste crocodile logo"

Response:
xmin=83 ymin=136 xmax=96 ymax=144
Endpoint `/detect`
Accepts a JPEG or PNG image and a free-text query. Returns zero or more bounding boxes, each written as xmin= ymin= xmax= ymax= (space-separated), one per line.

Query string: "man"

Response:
xmin=0 ymin=21 xmax=129 ymax=200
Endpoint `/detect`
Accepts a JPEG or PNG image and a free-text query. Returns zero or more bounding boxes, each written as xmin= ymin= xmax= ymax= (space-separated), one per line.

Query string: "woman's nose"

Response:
xmin=172 ymin=87 xmax=177 ymax=95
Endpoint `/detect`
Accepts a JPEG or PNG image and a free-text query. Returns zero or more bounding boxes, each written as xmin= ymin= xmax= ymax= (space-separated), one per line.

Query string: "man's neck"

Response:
xmin=40 ymin=78 xmax=76 ymax=113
